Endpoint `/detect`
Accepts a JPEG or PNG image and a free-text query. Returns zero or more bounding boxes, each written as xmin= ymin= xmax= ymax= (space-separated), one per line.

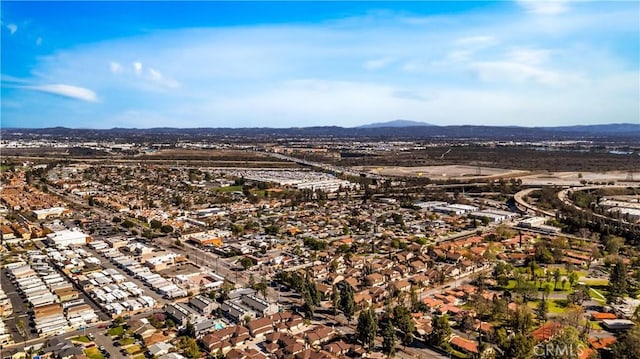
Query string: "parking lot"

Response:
xmin=0 ymin=267 xmax=34 ymax=343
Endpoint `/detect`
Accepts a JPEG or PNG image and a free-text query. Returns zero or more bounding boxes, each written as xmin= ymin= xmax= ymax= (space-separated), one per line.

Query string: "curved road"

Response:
xmin=513 ymin=188 xmax=556 ymax=217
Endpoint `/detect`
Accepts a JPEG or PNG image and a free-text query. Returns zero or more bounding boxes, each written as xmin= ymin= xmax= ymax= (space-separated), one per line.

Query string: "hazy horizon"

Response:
xmin=2 ymin=1 xmax=639 ymax=129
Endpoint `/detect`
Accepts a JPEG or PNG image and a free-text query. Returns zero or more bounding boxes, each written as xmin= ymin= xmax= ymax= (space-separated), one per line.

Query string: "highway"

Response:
xmin=513 ymin=188 xmax=556 ymax=217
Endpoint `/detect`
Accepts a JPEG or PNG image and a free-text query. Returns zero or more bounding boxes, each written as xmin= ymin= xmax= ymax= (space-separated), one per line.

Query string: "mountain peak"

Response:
xmin=355 ymin=120 xmax=435 ymax=128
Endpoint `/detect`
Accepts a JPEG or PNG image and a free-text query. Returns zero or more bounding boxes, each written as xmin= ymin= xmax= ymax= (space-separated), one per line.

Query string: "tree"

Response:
xmin=112 ymin=316 xmax=126 ymax=326
xmin=429 ymin=314 xmax=451 ymax=346
xmin=339 ymin=283 xmax=356 ymax=322
xmin=150 ymin=219 xmax=162 ymax=229
xmin=410 ymin=286 xmax=419 ymax=311
xmin=356 ymin=308 xmax=378 ymax=350
xmin=393 ymin=305 xmax=415 ymax=346
xmin=382 ymin=323 xmax=397 ymax=357
xmin=536 ymin=299 xmax=549 ymax=324
xmin=514 ymin=275 xmax=537 ymax=303
xmin=239 ymin=257 xmax=254 ymax=271
xmin=254 ymin=279 xmax=268 ymax=298
xmin=177 ymin=337 xmax=200 ymax=359
xmin=567 ymin=286 xmax=590 ymax=306
xmin=604 ymin=235 xmax=625 ymax=255
xmin=610 ymin=325 xmax=640 ymax=359
xmin=608 ymin=260 xmax=628 ymax=303
xmin=568 ymin=271 xmax=578 ymax=288
xmin=181 ymin=321 xmax=196 ymax=338
xmin=510 ymin=305 xmax=534 ymax=334
xmin=502 ymin=333 xmax=535 ymax=359
xmin=546 ymin=327 xmax=584 ymax=359
xmin=331 ymin=285 xmax=341 ymax=315
xmin=553 ymin=268 xmax=561 ymax=290
xmin=160 ymin=225 xmax=174 ymax=233
xmin=460 ymin=312 xmax=475 ymax=334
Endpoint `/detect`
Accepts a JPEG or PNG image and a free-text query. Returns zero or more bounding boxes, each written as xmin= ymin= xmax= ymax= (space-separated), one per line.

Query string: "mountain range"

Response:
xmin=355 ymin=120 xmax=434 ymax=128
xmin=3 ymin=123 xmax=639 ymax=141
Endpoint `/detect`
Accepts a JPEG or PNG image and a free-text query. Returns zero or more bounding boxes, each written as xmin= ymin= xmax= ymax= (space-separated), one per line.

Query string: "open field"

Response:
xmin=520 ymin=171 xmax=639 ymax=186
xmin=358 ymin=164 xmax=529 ymax=180
xmin=141 ymin=149 xmax=267 ymax=160
xmin=336 ymin=146 xmax=640 ymax=172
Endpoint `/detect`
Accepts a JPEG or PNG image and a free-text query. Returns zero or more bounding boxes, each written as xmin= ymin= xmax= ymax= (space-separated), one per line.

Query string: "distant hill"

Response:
xmin=3 ymin=123 xmax=639 ymax=141
xmin=355 ymin=120 xmax=435 ymax=128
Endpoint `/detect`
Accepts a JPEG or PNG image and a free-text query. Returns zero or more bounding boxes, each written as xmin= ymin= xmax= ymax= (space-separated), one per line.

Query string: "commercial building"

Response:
xmin=46 ymin=229 xmax=88 ymax=247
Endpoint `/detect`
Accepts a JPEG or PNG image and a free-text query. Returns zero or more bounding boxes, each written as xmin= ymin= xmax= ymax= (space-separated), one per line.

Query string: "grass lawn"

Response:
xmin=118 ymin=337 xmax=135 ymax=346
xmin=125 ymin=344 xmax=142 ymax=355
xmin=590 ymin=321 xmax=603 ymax=330
xmin=548 ymin=300 xmax=569 ymax=313
xmin=504 ymin=279 xmax=573 ymax=294
xmin=70 ymin=335 xmax=91 ymax=343
xmin=589 ymin=288 xmax=607 ymax=304
xmin=450 ymin=349 xmax=469 ymax=358
xmin=527 ymin=299 xmax=569 ymax=314
xmin=84 ymin=347 xmax=105 ymax=359
xmin=582 ymin=278 xmax=609 ymax=286
xmin=107 ymin=325 xmax=124 ymax=336
xmin=533 ymin=268 xmax=586 ymax=278
xmin=214 ymin=185 xmax=242 ymax=193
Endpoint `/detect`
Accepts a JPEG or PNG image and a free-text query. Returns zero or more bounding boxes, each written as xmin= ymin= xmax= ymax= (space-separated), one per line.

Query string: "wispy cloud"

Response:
xmin=364 ymin=57 xmax=395 ymax=71
xmin=470 ymin=61 xmax=584 ymax=86
xmin=147 ymin=68 xmax=180 ymax=89
xmin=454 ymin=35 xmax=497 ymax=49
xmin=3 ymin=2 xmax=638 ymax=128
xmin=23 ymin=84 xmax=99 ymax=102
xmin=517 ymin=0 xmax=572 ymax=15
xmin=506 ymin=48 xmax=552 ymax=65
xmin=133 ymin=62 xmax=143 ymax=76
xmin=110 ymin=61 xmax=123 ymax=74
xmin=7 ymin=23 xmax=17 ymax=35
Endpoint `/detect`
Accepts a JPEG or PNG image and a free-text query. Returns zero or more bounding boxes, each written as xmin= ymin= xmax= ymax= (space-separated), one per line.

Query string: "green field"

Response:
xmin=589 ymin=288 xmax=607 ymax=304
xmin=84 ymin=347 xmax=105 ymax=359
xmin=118 ymin=337 xmax=135 ymax=346
xmin=527 ymin=299 xmax=570 ymax=314
xmin=214 ymin=185 xmax=243 ymax=193
xmin=70 ymin=335 xmax=91 ymax=343
xmin=505 ymin=279 xmax=572 ymax=294
xmin=107 ymin=325 xmax=124 ymax=336
xmin=581 ymin=278 xmax=609 ymax=286
xmin=125 ymin=344 xmax=143 ymax=355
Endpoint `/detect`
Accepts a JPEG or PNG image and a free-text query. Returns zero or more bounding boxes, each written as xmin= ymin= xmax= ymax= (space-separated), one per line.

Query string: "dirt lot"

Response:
xmin=520 ymin=171 xmax=639 ymax=186
xmin=142 ymin=149 xmax=267 ymax=160
xmin=359 ymin=164 xmax=529 ymax=180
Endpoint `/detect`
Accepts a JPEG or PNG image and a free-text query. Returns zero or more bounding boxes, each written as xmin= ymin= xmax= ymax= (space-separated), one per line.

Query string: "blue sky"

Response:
xmin=1 ymin=1 xmax=638 ymax=129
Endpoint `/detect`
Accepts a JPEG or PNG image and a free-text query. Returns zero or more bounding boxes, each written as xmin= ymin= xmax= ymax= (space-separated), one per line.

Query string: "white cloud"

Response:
xmin=110 ymin=61 xmax=123 ymax=74
xmin=454 ymin=35 xmax=497 ymax=48
xmin=507 ymin=48 xmax=552 ymax=65
xmin=446 ymin=50 xmax=473 ymax=62
xmin=401 ymin=60 xmax=427 ymax=73
xmin=147 ymin=68 xmax=180 ymax=88
xmin=517 ymin=0 xmax=572 ymax=15
xmin=7 ymin=23 xmax=17 ymax=35
xmin=6 ymin=3 xmax=637 ymax=127
xmin=24 ymin=84 xmax=99 ymax=102
xmin=133 ymin=62 xmax=143 ymax=76
xmin=470 ymin=61 xmax=585 ymax=86
xmin=363 ymin=57 xmax=395 ymax=70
